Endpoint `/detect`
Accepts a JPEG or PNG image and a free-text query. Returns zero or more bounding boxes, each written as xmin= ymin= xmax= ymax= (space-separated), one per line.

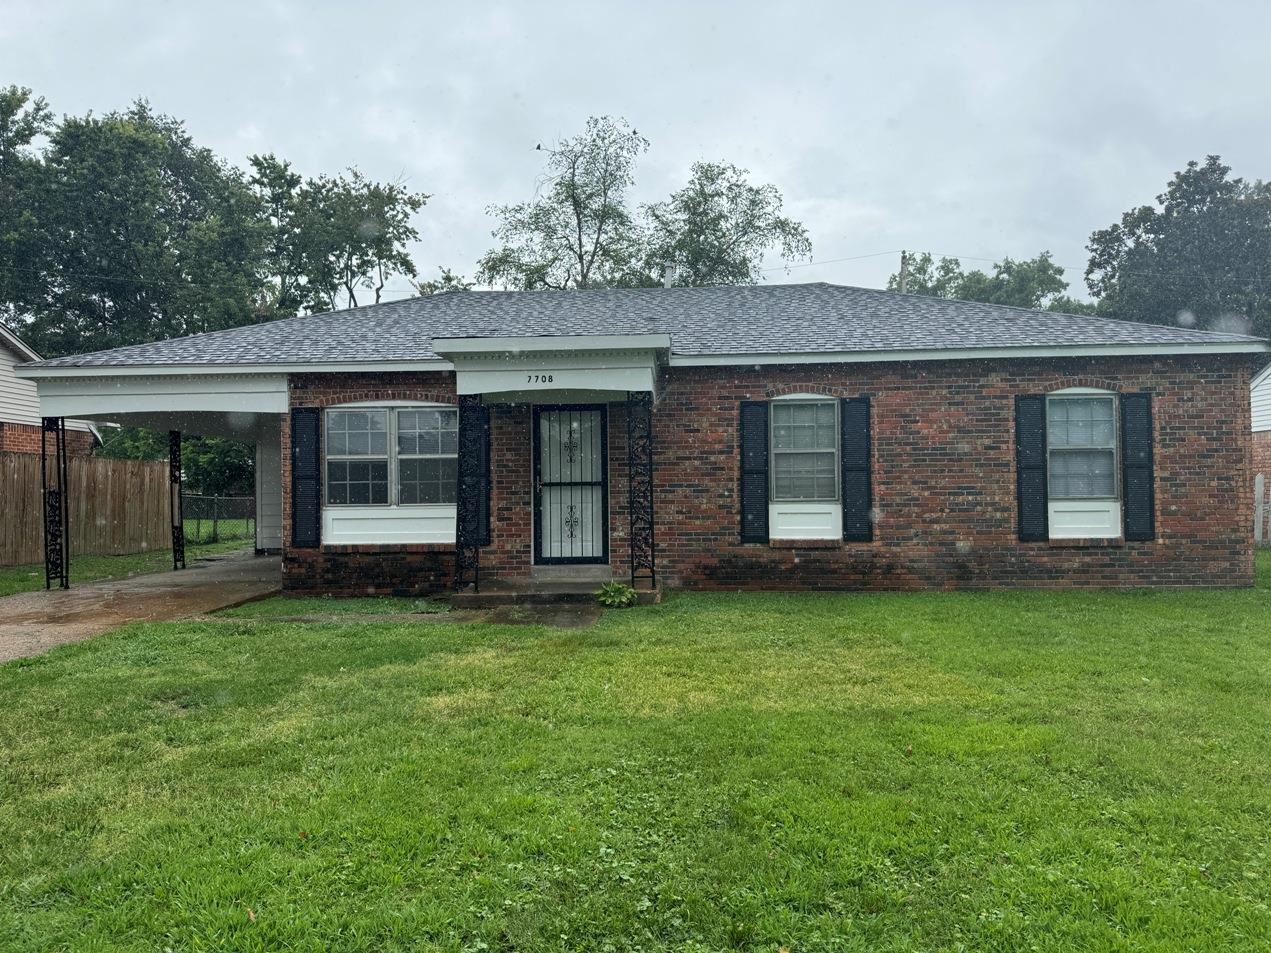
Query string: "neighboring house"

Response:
xmin=1253 ymin=362 xmax=1271 ymax=477
xmin=14 ymin=283 xmax=1270 ymax=591
xmin=0 ymin=322 xmax=96 ymax=454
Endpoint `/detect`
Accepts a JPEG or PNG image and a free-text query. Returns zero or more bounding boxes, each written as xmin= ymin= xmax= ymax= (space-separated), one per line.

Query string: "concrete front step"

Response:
xmin=452 ymin=577 xmax=661 ymax=609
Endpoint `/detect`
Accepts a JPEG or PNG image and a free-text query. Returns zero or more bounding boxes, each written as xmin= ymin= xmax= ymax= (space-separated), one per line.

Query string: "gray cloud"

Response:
xmin=6 ymin=0 xmax=1269 ymax=299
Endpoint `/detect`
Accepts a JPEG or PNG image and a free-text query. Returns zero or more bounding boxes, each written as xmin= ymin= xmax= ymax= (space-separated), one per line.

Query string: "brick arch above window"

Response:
xmin=764 ymin=382 xmax=862 ymax=399
xmin=293 ymin=390 xmax=455 ymax=410
xmin=1042 ymin=376 xmax=1134 ymax=394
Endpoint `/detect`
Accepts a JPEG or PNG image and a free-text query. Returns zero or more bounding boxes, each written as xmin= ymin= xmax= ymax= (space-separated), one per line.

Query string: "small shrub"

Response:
xmin=596 ymin=581 xmax=638 ymax=608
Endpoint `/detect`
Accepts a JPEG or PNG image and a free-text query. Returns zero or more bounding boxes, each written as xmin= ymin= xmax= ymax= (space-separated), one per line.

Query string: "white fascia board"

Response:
xmin=15 ymin=359 xmax=454 ymax=379
xmin=1252 ymin=360 xmax=1271 ymax=389
xmin=36 ymin=373 xmax=290 ymax=418
xmin=668 ymin=341 xmax=1270 ymax=366
xmin=433 ymin=334 xmax=672 ymax=355
xmin=0 ymin=324 xmax=41 ymax=361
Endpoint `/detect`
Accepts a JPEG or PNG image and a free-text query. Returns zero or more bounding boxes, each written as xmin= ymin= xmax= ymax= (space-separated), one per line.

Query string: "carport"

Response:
xmin=17 ymin=366 xmax=286 ymax=589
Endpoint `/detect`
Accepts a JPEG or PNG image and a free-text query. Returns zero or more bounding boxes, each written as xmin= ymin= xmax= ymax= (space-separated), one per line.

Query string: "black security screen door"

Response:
xmin=533 ymin=405 xmax=608 ymax=564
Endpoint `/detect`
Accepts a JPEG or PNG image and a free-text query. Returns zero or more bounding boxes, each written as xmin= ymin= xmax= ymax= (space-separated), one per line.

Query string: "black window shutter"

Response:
xmin=840 ymin=396 xmax=873 ymax=541
xmin=1015 ymin=395 xmax=1048 ymax=541
xmin=739 ymin=401 xmax=769 ymax=542
xmin=290 ymin=407 xmax=322 ymax=548
xmin=1121 ymin=392 xmax=1155 ymax=541
xmin=477 ymin=404 xmax=492 ymax=546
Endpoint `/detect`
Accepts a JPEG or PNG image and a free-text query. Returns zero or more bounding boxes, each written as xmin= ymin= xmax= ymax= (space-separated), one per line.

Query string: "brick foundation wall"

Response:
xmin=0 ymin=422 xmax=95 ymax=455
xmin=280 ymin=356 xmax=1257 ymax=594
xmin=1254 ymin=430 xmax=1271 ymax=482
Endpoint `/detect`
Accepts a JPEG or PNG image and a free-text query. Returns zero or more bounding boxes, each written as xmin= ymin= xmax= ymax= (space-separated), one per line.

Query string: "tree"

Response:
xmin=643 ymin=161 xmax=811 ymax=285
xmin=18 ymin=100 xmax=269 ymax=357
xmin=248 ymin=153 xmax=307 ymax=315
xmin=0 ymin=85 xmax=53 ymax=323
xmin=478 ymin=116 xmax=650 ymax=289
xmin=1086 ymin=155 xmax=1271 ymax=337
xmin=96 ymin=427 xmax=254 ymax=497
xmin=299 ymin=169 xmax=428 ymax=310
xmin=414 ymin=266 xmax=474 ymax=295
xmin=478 ymin=117 xmax=813 ymax=291
xmin=888 ymin=250 xmax=1094 ymax=313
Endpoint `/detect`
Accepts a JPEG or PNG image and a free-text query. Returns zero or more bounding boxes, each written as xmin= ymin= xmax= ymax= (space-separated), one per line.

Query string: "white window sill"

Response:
xmin=768 ymin=501 xmax=841 ymax=541
xmin=322 ymin=504 xmax=456 ymax=545
xmin=1048 ymin=499 xmax=1121 ymax=540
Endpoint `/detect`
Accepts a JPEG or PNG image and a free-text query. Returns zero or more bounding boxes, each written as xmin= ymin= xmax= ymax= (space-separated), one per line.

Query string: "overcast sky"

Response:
xmin=4 ymin=1 xmax=1269 ymax=301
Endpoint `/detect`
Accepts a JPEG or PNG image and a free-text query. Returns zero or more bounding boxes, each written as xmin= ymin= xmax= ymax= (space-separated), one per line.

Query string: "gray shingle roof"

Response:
xmin=23 ymin=282 xmax=1267 ymax=369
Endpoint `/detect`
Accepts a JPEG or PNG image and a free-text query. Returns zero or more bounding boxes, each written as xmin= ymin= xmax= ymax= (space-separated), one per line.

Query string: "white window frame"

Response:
xmin=323 ymin=407 xmax=391 ymax=507
xmin=394 ymin=406 xmax=460 ymax=506
xmin=323 ymin=403 xmax=458 ymax=508
xmin=769 ymin=397 xmax=840 ymax=503
xmin=767 ymin=394 xmax=842 ymax=540
xmin=320 ymin=401 xmax=459 ymax=546
xmin=1045 ymin=388 xmax=1122 ymax=539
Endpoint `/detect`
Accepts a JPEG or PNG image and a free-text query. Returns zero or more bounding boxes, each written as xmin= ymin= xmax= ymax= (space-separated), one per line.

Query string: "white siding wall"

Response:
xmin=1253 ymin=366 xmax=1271 ymax=433
xmin=0 ymin=341 xmax=42 ymax=425
xmin=255 ymin=424 xmax=283 ymax=551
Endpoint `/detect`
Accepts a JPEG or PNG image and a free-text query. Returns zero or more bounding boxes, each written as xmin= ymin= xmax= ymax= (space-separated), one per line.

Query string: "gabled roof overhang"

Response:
xmin=431 ymin=333 xmax=671 ymax=399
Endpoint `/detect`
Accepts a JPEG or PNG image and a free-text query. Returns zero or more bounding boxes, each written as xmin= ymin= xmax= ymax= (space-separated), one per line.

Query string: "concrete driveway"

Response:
xmin=0 ymin=551 xmax=280 ymax=663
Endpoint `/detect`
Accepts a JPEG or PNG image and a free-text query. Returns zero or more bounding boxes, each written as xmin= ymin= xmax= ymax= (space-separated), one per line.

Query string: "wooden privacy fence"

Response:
xmin=0 ymin=451 xmax=171 ymax=566
xmin=1257 ymin=473 xmax=1270 ymax=548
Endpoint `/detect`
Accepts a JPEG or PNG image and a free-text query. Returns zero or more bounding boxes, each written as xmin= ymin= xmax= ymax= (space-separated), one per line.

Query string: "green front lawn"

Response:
xmin=1 ymin=557 xmax=1269 ymax=950
xmin=0 ymin=539 xmax=251 ymax=598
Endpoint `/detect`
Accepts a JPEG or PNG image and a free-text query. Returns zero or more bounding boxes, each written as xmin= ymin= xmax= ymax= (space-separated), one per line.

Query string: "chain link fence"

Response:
xmin=183 ymin=495 xmax=256 ymax=544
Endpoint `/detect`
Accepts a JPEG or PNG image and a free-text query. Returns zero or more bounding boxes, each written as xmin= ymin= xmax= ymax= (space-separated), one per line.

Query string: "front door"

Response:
xmin=533 ymin=405 xmax=608 ymax=564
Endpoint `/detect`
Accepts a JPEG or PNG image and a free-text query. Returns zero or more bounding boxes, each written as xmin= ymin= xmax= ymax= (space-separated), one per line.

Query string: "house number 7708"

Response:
xmin=527 ymin=374 xmax=554 ymax=383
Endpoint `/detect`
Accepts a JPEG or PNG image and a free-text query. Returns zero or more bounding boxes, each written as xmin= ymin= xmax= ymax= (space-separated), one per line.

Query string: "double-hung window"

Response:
xmin=1046 ymin=395 xmax=1117 ymax=500
xmin=1045 ymin=392 xmax=1121 ymax=539
xmin=324 ymin=406 xmax=458 ymax=506
xmin=770 ymin=400 xmax=839 ymax=501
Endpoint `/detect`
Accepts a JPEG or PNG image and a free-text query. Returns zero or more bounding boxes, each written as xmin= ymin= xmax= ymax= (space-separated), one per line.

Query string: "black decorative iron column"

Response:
xmin=626 ymin=391 xmax=656 ymax=588
xmin=41 ymin=416 xmax=69 ymax=590
xmin=169 ymin=430 xmax=186 ymax=570
xmin=454 ymin=395 xmax=483 ymax=591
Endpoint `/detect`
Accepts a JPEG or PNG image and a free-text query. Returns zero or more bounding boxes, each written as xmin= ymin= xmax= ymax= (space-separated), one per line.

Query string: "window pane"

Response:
xmin=1050 ymin=449 xmax=1116 ymax=498
xmin=772 ymin=450 xmax=837 ymax=500
xmin=326 ymin=409 xmax=389 ymax=457
xmin=398 ymin=407 xmax=458 ymax=456
xmin=1048 ymin=397 xmax=1114 ymax=449
xmin=397 ymin=457 xmax=457 ymax=505
xmin=772 ymin=401 xmax=836 ymax=451
xmin=326 ymin=461 xmax=348 ymax=504
xmin=326 ymin=457 xmax=388 ymax=505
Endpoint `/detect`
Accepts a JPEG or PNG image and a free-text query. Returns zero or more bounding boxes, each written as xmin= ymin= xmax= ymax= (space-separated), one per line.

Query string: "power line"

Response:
xmin=759 ymin=249 xmax=903 ymax=273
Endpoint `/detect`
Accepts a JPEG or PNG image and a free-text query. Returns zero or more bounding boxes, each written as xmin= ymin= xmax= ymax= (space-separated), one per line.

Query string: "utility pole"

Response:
xmin=898 ymin=250 xmax=909 ymax=294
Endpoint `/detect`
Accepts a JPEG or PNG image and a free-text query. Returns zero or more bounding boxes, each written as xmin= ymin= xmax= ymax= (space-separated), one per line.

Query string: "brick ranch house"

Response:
xmin=0 ymin=323 xmax=96 ymax=454
xmin=15 ymin=283 xmax=1270 ymax=592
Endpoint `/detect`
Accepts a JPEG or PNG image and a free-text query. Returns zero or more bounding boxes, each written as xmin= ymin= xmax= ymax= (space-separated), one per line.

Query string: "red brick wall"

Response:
xmin=0 ymin=422 xmax=96 ymax=455
xmin=280 ymin=356 xmax=1257 ymax=594
xmin=1254 ymin=430 xmax=1271 ymax=483
xmin=652 ymin=356 xmax=1255 ymax=589
xmin=281 ymin=373 xmax=458 ymax=595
